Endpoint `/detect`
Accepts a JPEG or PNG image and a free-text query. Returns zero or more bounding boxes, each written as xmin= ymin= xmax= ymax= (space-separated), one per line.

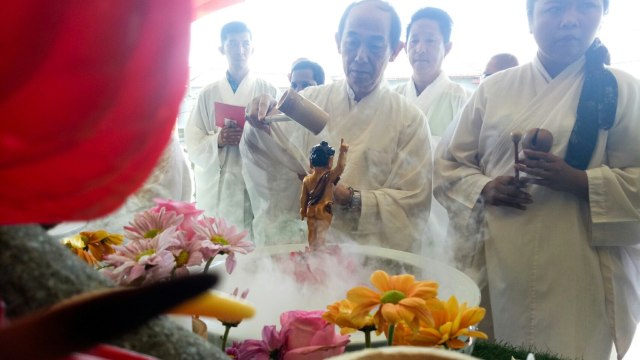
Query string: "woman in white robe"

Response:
xmin=434 ymin=0 xmax=640 ymax=359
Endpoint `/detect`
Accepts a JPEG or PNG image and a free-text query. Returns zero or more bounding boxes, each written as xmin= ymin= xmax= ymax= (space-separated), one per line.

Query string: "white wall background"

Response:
xmin=189 ymin=0 xmax=640 ymax=87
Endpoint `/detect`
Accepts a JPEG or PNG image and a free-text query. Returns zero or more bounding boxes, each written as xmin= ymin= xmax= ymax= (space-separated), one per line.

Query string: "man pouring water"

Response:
xmin=242 ymin=0 xmax=432 ymax=253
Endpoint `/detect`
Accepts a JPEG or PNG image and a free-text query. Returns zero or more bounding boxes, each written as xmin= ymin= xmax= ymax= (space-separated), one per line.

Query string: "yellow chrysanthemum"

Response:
xmin=402 ymin=296 xmax=488 ymax=349
xmin=323 ymin=299 xmax=376 ymax=335
xmin=347 ymin=270 xmax=439 ymax=333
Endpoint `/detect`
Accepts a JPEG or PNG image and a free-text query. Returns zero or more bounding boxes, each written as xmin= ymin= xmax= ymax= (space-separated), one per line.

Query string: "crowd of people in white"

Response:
xmin=82 ymin=1 xmax=640 ymax=359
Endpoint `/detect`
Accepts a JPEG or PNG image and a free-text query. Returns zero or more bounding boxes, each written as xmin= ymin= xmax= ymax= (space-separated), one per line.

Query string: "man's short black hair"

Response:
xmin=292 ymin=60 xmax=326 ymax=85
xmin=220 ymin=21 xmax=252 ymax=44
xmin=406 ymin=7 xmax=453 ymax=44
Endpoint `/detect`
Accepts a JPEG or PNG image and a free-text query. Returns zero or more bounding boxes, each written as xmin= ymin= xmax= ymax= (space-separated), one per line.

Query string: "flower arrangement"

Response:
xmin=63 ymin=199 xmax=257 ymax=354
xmin=223 ymin=270 xmax=487 ymax=359
xmin=322 ymin=270 xmax=487 ymax=350
xmin=63 ymin=200 xmax=487 ymax=359
xmin=63 ymin=199 xmax=254 ymax=286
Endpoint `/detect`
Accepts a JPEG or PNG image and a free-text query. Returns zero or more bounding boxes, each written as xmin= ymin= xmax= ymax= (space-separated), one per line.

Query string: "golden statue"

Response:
xmin=300 ymin=139 xmax=348 ymax=250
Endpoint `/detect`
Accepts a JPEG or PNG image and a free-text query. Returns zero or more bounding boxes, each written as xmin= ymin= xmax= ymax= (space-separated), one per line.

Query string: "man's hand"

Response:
xmin=480 ymin=176 xmax=532 ymax=210
xmin=333 ymin=183 xmax=352 ymax=206
xmin=516 ymin=149 xmax=588 ymax=199
xmin=245 ymin=94 xmax=277 ymax=134
xmin=217 ymin=123 xmax=243 ymax=147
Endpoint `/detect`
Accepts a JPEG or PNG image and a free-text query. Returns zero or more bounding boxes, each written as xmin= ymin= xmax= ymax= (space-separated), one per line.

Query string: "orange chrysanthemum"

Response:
xmin=62 ymin=234 xmax=99 ymax=266
xmin=62 ymin=230 xmax=124 ymax=266
xmin=347 ymin=270 xmax=438 ymax=333
xmin=81 ymin=230 xmax=124 ymax=261
xmin=398 ymin=296 xmax=488 ymax=349
xmin=323 ymin=299 xmax=375 ymax=335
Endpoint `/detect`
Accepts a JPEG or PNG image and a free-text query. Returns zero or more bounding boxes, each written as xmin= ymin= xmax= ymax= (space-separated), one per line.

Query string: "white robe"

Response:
xmin=184 ymin=74 xmax=277 ymax=230
xmin=241 ymin=80 xmax=432 ymax=252
xmin=434 ymin=55 xmax=640 ymax=360
xmin=393 ymin=72 xmax=471 ymax=261
xmin=393 ymin=71 xmax=470 ymax=138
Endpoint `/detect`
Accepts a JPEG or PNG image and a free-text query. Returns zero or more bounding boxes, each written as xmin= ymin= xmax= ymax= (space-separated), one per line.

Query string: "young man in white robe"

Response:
xmin=393 ymin=7 xmax=470 ymax=262
xmin=185 ymin=21 xmax=278 ymax=231
xmin=434 ymin=0 xmax=640 ymax=359
xmin=242 ymin=0 xmax=432 ymax=252
xmin=392 ymin=7 xmax=469 ymax=142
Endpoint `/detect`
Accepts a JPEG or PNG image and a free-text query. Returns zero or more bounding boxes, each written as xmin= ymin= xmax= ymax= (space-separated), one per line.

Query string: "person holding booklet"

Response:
xmin=434 ymin=0 xmax=640 ymax=359
xmin=185 ymin=21 xmax=278 ymax=231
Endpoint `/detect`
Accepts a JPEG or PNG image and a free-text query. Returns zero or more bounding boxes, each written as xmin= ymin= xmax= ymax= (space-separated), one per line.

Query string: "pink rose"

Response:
xmin=280 ymin=310 xmax=350 ymax=360
xmin=238 ymin=325 xmax=284 ymax=360
xmin=152 ymin=199 xmax=204 ymax=240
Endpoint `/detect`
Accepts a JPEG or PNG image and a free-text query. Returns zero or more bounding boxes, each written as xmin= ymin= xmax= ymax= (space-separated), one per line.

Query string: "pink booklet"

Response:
xmin=214 ymin=102 xmax=246 ymax=129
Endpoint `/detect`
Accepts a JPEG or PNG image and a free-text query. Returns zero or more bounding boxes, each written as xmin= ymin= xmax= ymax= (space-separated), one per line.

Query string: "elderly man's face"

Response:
xmin=336 ymin=3 xmax=397 ymax=100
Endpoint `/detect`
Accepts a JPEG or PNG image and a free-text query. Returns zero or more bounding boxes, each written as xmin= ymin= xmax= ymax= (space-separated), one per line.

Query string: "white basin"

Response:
xmin=175 ymin=243 xmax=480 ymax=345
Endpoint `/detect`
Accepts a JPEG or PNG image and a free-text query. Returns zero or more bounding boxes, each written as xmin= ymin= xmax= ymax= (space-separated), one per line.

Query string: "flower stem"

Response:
xmin=203 ymin=257 xmax=214 ymax=273
xmin=364 ymin=330 xmax=371 ymax=348
xmin=221 ymin=324 xmax=231 ymax=351
xmin=387 ymin=324 xmax=395 ymax=346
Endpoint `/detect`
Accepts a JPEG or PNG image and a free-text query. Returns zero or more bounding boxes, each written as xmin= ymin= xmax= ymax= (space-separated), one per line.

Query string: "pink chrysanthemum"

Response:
xmin=170 ymin=231 xmax=205 ymax=277
xmin=103 ymin=226 xmax=179 ymax=285
xmin=193 ymin=216 xmax=254 ymax=274
xmin=124 ymin=207 xmax=183 ymax=241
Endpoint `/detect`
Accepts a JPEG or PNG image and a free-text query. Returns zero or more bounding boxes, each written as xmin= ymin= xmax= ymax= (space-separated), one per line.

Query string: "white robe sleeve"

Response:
xmin=434 ymin=91 xmax=492 ymax=212
xmin=587 ymin=71 xmax=640 ymax=247
xmin=184 ymin=86 xmax=221 ymax=170
xmin=433 ymin=91 xmax=493 ymax=286
xmin=355 ymin=109 xmax=433 ymax=252
xmin=587 ymin=70 xmax=640 ymax=358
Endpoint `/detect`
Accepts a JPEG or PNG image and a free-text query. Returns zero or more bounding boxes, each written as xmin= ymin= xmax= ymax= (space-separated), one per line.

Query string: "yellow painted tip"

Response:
xmin=168 ymin=290 xmax=255 ymax=323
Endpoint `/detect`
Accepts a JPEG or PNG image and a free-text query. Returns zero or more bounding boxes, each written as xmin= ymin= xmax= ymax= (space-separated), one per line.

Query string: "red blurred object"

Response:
xmin=193 ymin=0 xmax=244 ymax=19
xmin=0 ymin=1 xmax=191 ymax=224
xmin=65 ymin=344 xmax=159 ymax=360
